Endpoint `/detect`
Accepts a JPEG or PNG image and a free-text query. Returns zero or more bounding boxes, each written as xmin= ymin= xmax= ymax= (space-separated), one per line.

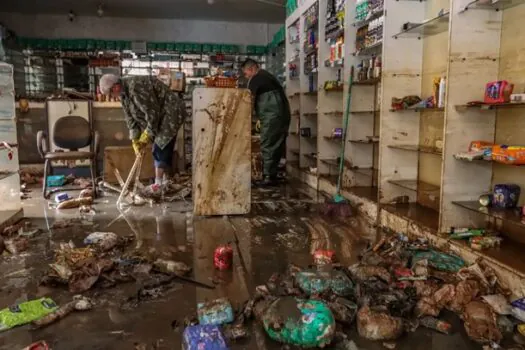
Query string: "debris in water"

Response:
xmin=462 ymin=301 xmax=502 ymax=344
xmin=84 ymin=232 xmax=118 ymax=251
xmin=183 ymin=325 xmax=228 ymax=350
xmin=0 ymin=298 xmax=58 ymax=331
xmin=357 ymin=305 xmax=404 ymax=341
xmin=214 ymin=244 xmax=233 ymax=270
xmin=197 ymin=298 xmax=234 ymax=326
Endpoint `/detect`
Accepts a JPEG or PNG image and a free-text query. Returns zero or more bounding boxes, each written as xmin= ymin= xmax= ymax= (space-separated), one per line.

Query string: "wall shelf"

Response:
xmin=303 ymin=112 xmax=318 ymax=117
xmin=452 ymin=201 xmax=525 ymax=229
xmin=354 ymin=41 xmax=383 ymax=56
xmin=455 ymin=102 xmax=525 ymax=111
xmin=324 ymin=111 xmax=344 ymax=116
xmin=323 ymin=136 xmax=343 ymax=142
xmin=320 ymin=158 xmax=339 ymax=166
xmin=390 ymin=107 xmax=444 ymax=112
xmin=353 ymin=78 xmax=381 ymax=86
xmin=303 ymin=91 xmax=318 ymax=95
xmin=392 ymin=11 xmax=450 ymax=39
xmin=349 ymin=138 xmax=379 ymax=144
xmin=388 ymin=179 xmax=440 ymax=192
xmin=460 ymin=0 xmax=525 ymax=13
xmin=387 ymin=144 xmax=443 ymax=156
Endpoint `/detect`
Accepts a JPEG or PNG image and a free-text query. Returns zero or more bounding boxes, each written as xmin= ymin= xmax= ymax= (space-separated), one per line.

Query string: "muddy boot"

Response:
xmin=257 ymin=176 xmax=279 ymax=187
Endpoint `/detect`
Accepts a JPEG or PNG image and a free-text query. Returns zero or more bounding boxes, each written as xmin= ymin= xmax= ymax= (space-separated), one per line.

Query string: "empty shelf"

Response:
xmin=320 ymin=158 xmax=339 ymax=166
xmin=390 ymin=107 xmax=444 ymax=112
xmin=452 ymin=201 xmax=525 ymax=229
xmin=455 ymin=102 xmax=525 ymax=111
xmin=353 ymin=78 xmax=381 ymax=86
xmin=392 ymin=11 xmax=450 ymax=39
xmin=387 ymin=144 xmax=442 ymax=156
xmin=388 ymin=179 xmax=440 ymax=192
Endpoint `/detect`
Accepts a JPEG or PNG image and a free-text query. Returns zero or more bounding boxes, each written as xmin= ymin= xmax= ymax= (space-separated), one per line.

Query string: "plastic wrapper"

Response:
xmin=83 ymin=232 xmax=118 ymax=251
xmin=197 ymin=298 xmax=234 ymax=326
xmin=154 ymin=259 xmax=191 ymax=276
xmin=419 ymin=316 xmax=452 ymax=334
xmin=492 ymin=145 xmax=525 ymax=165
xmin=357 ymin=305 xmax=403 ymax=341
xmin=454 ymin=151 xmax=485 ymax=161
xmin=0 ymin=298 xmax=58 ymax=331
xmin=327 ymin=298 xmax=358 ymax=325
xmin=449 ymin=280 xmax=480 ymax=313
xmin=313 ymin=249 xmax=336 ymax=266
xmin=182 ymin=325 xmax=228 ymax=350
xmin=262 ymin=297 xmax=335 ymax=348
xmin=349 ymin=265 xmax=391 ymax=283
xmin=462 ymin=301 xmax=502 ymax=344
xmin=412 ymin=249 xmax=465 ymax=272
xmin=295 ymin=270 xmax=354 ymax=297
xmin=415 ymin=297 xmax=440 ymax=317
xmin=470 ymin=236 xmax=502 ymax=250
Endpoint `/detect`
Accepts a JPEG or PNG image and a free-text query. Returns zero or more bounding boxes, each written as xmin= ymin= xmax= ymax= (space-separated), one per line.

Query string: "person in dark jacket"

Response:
xmin=242 ymin=59 xmax=291 ymax=186
xmin=99 ymin=74 xmax=186 ymax=193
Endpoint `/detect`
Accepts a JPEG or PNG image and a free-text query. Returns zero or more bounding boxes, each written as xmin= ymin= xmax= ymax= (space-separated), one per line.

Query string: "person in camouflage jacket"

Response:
xmin=99 ymin=74 xmax=186 ymax=191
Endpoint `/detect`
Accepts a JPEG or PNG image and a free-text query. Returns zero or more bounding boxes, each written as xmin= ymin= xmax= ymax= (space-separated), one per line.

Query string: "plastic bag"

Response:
xmin=462 ymin=301 xmax=502 ymax=344
xmin=295 ymin=270 xmax=354 ymax=297
xmin=0 ymin=298 xmax=58 ymax=331
xmin=412 ymin=250 xmax=465 ymax=272
xmin=482 ymin=295 xmax=511 ymax=315
xmin=262 ymin=297 xmax=335 ymax=348
xmin=357 ymin=305 xmax=403 ymax=340
xmin=349 ymin=265 xmax=391 ymax=283
xmin=182 ymin=325 xmax=229 ymax=350
xmin=197 ymin=298 xmax=234 ymax=326
xmin=83 ymin=232 xmax=118 ymax=251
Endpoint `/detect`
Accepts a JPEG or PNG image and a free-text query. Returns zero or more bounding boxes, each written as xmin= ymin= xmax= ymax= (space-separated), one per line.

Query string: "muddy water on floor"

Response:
xmin=0 ymin=185 xmax=480 ymax=349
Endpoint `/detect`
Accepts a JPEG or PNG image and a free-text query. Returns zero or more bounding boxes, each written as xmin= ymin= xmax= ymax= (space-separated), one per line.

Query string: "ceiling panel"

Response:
xmin=1 ymin=0 xmax=286 ymax=23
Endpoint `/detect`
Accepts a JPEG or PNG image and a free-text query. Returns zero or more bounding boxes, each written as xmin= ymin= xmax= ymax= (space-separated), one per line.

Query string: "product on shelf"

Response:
xmin=390 ymin=95 xmax=422 ymax=110
xmin=493 ymin=184 xmax=521 ymax=208
xmin=484 ymin=80 xmax=514 ymax=104
xmin=492 ymin=145 xmax=525 ymax=165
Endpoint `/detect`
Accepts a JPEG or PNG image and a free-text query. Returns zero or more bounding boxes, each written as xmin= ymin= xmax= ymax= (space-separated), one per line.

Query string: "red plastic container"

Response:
xmin=214 ymin=244 xmax=233 ymax=270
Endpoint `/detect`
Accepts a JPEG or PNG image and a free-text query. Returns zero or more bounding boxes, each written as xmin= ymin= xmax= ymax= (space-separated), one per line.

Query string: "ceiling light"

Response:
xmin=207 ymin=0 xmax=215 ymax=4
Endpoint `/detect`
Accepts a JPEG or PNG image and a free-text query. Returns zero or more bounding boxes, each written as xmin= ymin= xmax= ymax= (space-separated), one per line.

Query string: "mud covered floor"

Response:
xmin=0 ymin=185 xmax=483 ymax=349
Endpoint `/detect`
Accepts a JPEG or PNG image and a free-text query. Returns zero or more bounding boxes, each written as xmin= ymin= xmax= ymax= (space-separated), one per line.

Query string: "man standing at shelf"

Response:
xmin=242 ymin=58 xmax=291 ymax=186
xmin=99 ymin=74 xmax=187 ymax=194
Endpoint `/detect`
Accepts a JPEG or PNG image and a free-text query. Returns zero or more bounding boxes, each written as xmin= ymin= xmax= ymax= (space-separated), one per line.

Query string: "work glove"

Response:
xmin=255 ymin=120 xmax=261 ymax=132
xmin=132 ymin=130 xmax=150 ymax=156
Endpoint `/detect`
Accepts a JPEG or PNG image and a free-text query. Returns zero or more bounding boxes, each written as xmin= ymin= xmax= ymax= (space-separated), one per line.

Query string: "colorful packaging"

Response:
xmin=492 ymin=145 xmax=525 ymax=165
xmin=313 ymin=249 xmax=336 ymax=265
xmin=182 ymin=325 xmax=228 ymax=350
xmin=419 ymin=316 xmax=452 ymax=334
xmin=484 ymin=81 xmax=514 ymax=104
xmin=0 ymin=298 xmax=58 ymax=332
xmin=262 ymin=298 xmax=335 ymax=348
xmin=412 ymin=249 xmax=465 ymax=272
xmin=295 ymin=270 xmax=354 ymax=296
xmin=197 ymin=298 xmax=234 ymax=326
xmin=46 ymin=175 xmax=66 ymax=187
xmin=213 ymin=244 xmax=233 ymax=270
xmin=449 ymin=228 xmax=485 ymax=240
xmin=493 ymin=184 xmax=521 ymax=208
xmin=470 ymin=236 xmax=502 ymax=250
xmin=469 ymin=141 xmax=494 ymax=152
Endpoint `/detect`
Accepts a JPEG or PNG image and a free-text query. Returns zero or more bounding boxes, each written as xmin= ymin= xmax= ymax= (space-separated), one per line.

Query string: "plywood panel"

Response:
xmin=193 ymin=88 xmax=251 ymax=216
xmin=495 ymin=5 xmax=525 ymax=205
xmin=378 ymin=0 xmax=425 ymax=203
xmin=103 ymin=146 xmax=155 ymax=183
xmin=440 ymin=0 xmax=501 ymax=231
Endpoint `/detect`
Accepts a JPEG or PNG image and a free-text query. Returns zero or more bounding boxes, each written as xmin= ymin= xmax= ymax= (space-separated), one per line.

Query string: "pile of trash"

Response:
xmin=0 ymin=220 xmax=41 ymax=255
xmin=180 ymin=234 xmax=524 ymax=349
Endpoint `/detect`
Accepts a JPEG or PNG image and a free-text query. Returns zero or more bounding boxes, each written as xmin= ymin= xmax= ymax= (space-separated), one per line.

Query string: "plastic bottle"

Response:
xmin=438 ymin=76 xmax=446 ymax=108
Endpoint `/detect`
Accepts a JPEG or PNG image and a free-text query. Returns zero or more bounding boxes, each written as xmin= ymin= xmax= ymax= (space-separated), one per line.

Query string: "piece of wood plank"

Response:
xmin=192 ymin=88 xmax=251 ymax=216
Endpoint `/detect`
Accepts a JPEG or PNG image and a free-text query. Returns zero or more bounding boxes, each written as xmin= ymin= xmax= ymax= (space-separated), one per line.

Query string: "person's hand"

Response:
xmin=255 ymin=120 xmax=261 ymax=132
xmin=132 ymin=131 xmax=150 ymax=156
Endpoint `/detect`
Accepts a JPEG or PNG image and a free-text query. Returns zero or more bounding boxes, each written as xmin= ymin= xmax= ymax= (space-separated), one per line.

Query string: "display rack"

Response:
xmin=286 ymin=0 xmax=525 ymax=283
xmin=0 ymin=62 xmax=23 ymax=229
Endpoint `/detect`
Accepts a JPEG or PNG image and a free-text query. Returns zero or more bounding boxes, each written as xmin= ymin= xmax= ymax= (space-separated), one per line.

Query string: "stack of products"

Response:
xmin=449 ymin=228 xmax=502 ymax=251
xmin=325 ymin=0 xmax=345 ymax=40
xmin=355 ymin=16 xmax=384 ymax=52
xmin=355 ymin=56 xmax=381 ymax=82
xmin=454 ymin=140 xmax=525 ymax=165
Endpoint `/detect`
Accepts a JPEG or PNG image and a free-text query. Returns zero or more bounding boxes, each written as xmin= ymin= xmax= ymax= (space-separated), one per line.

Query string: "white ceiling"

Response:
xmin=1 ymin=0 xmax=286 ymax=23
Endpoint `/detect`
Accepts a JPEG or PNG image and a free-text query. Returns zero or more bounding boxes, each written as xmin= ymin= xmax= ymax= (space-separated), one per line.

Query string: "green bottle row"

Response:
xmin=16 ymin=38 xmax=268 ymax=55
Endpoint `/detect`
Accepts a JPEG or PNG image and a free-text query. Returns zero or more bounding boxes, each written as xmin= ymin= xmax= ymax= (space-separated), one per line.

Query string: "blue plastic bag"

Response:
xmin=182 ymin=325 xmax=229 ymax=350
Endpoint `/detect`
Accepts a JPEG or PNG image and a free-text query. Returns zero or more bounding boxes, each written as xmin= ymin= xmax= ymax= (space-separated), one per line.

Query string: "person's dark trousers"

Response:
xmin=258 ymin=91 xmax=291 ymax=179
xmin=152 ymin=137 xmax=176 ymax=171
